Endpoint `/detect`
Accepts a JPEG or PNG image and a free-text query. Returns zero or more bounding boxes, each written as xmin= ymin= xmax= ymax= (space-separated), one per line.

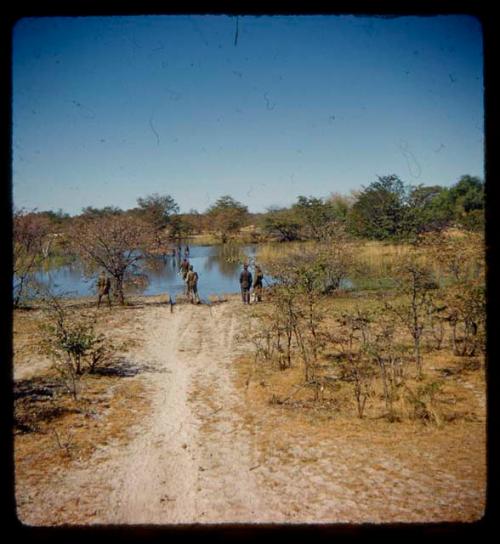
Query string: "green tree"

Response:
xmin=449 ymin=175 xmax=484 ymax=213
xmin=168 ymin=214 xmax=193 ymax=240
xmin=136 ymin=193 xmax=179 ymax=230
xmin=326 ymin=192 xmax=353 ymax=223
xmin=448 ymin=175 xmax=484 ymax=231
xmin=347 ymin=175 xmax=407 ymax=240
xmin=292 ymin=196 xmax=336 ymax=240
xmin=206 ymin=195 xmax=249 ymax=243
xmin=81 ymin=205 xmax=123 ymax=218
xmin=403 ymin=184 xmax=451 ymax=235
xmin=261 ymin=207 xmax=302 ymax=242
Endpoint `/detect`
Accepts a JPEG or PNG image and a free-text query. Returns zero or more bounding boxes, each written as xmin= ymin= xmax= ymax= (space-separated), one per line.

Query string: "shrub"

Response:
xmin=38 ymin=295 xmax=114 ymax=399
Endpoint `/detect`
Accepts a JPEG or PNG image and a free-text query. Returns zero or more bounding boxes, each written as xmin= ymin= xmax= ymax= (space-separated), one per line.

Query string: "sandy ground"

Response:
xmin=101 ymin=300 xmax=269 ymax=524
xmin=16 ymin=299 xmax=486 ymax=526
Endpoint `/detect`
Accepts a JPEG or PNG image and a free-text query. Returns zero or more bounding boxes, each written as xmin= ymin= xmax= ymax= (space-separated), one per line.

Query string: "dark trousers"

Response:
xmin=241 ymin=287 xmax=250 ymax=304
xmin=97 ymin=291 xmax=111 ymax=308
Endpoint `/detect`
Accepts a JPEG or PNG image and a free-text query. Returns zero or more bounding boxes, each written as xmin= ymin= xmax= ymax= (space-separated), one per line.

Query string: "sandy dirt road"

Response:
xmin=16 ymin=299 xmax=486 ymax=526
xmin=101 ymin=300 xmax=271 ymax=524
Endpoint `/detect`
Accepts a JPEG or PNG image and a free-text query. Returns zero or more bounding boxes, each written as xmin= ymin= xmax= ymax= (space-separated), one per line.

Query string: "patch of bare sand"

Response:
xmin=101 ymin=300 xmax=273 ymax=524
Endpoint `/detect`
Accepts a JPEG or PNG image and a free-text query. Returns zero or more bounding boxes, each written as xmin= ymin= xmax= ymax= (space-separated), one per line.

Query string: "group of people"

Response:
xmin=95 ymin=249 xmax=265 ymax=307
xmin=171 ymin=245 xmax=190 ymax=260
xmin=239 ymin=263 xmax=264 ymax=305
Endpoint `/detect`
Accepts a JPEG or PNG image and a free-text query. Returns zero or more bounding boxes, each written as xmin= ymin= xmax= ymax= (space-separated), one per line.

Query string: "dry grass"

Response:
xmin=14 ymin=372 xmax=150 ymax=467
xmin=12 ymin=285 xmax=487 ymax=523
xmin=256 ymin=240 xmax=316 ymax=265
xmin=188 ymin=233 xmax=219 ymax=245
xmin=355 ymin=240 xmax=410 ymax=275
xmin=256 ymin=236 xmax=483 ymax=290
xmin=13 ymin=299 xmax=157 ymax=510
xmin=240 ymin=290 xmax=486 ymax=422
xmin=231 ymin=352 xmax=486 ymax=521
xmin=229 ymin=290 xmax=486 ymax=522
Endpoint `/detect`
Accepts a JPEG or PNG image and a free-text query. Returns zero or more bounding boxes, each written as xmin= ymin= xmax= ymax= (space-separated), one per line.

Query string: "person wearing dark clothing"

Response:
xmin=253 ymin=265 xmax=264 ymax=302
xmin=180 ymin=258 xmax=190 ymax=294
xmin=239 ymin=263 xmax=253 ymax=304
xmin=180 ymin=258 xmax=190 ymax=279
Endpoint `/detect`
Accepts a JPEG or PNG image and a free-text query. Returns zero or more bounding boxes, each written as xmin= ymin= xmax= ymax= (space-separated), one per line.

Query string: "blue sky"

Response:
xmin=12 ymin=14 xmax=484 ymax=215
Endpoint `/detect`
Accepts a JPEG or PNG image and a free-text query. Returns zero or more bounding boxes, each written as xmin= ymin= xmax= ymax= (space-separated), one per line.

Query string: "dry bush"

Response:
xmin=384 ymin=252 xmax=439 ymax=379
xmin=37 ymin=294 xmax=116 ymax=399
xmin=13 ymin=209 xmax=51 ymax=307
xmin=403 ymin=381 xmax=444 ymax=425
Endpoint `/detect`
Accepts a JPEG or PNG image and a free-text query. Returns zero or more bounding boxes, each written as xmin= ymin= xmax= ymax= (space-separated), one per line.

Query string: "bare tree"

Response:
xmin=384 ymin=254 xmax=438 ymax=379
xmin=445 ymin=283 xmax=485 ymax=357
xmin=13 ymin=209 xmax=50 ymax=306
xmin=363 ymin=316 xmax=408 ymax=420
xmin=257 ymin=231 xmax=356 ymax=382
xmin=68 ymin=214 xmax=150 ymax=305
xmin=421 ymin=230 xmax=485 ymax=358
xmin=328 ymin=307 xmax=376 ymax=418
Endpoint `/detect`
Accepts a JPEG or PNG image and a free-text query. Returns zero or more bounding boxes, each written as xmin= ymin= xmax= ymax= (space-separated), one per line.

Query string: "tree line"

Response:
xmin=13 ymin=173 xmax=484 ymax=307
xmin=17 ymin=173 xmax=484 ymax=241
xmin=264 ymin=174 xmax=484 ymax=242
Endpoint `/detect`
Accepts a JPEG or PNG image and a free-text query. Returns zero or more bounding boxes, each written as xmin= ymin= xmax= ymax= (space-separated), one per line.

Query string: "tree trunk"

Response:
xmin=414 ymin=336 xmax=422 ymax=379
xmin=75 ymin=355 xmax=82 ymax=376
xmin=450 ymin=320 xmax=458 ymax=355
xmin=114 ymin=275 xmax=125 ymax=305
xmin=286 ymin=328 xmax=292 ymax=368
xmin=379 ymin=359 xmax=391 ymax=412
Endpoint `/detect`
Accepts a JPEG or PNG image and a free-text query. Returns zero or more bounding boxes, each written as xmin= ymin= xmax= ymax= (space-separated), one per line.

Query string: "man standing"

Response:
xmin=186 ymin=264 xmax=200 ymax=304
xmin=180 ymin=257 xmax=190 ymax=280
xmin=97 ymin=271 xmax=111 ymax=308
xmin=253 ymin=265 xmax=264 ymax=302
xmin=239 ymin=263 xmax=253 ymax=305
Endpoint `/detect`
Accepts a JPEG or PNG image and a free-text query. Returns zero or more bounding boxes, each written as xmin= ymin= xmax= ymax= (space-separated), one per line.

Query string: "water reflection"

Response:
xmin=203 ymin=244 xmax=250 ymax=278
xmin=27 ymin=244 xmax=258 ymax=299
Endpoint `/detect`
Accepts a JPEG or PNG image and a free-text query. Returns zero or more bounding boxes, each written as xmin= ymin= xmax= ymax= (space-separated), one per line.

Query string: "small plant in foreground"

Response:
xmin=38 ymin=294 xmax=114 ymax=399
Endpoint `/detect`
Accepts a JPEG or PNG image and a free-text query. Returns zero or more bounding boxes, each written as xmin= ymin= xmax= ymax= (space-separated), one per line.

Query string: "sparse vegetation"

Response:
xmin=12 ymin=174 xmax=486 ymax=524
xmin=37 ymin=292 xmax=116 ymax=399
xmin=247 ymin=228 xmax=485 ymax=425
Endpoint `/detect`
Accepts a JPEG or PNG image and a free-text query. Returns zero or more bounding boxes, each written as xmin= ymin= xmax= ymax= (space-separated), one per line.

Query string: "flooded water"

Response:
xmin=28 ymin=244 xmax=259 ymax=301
